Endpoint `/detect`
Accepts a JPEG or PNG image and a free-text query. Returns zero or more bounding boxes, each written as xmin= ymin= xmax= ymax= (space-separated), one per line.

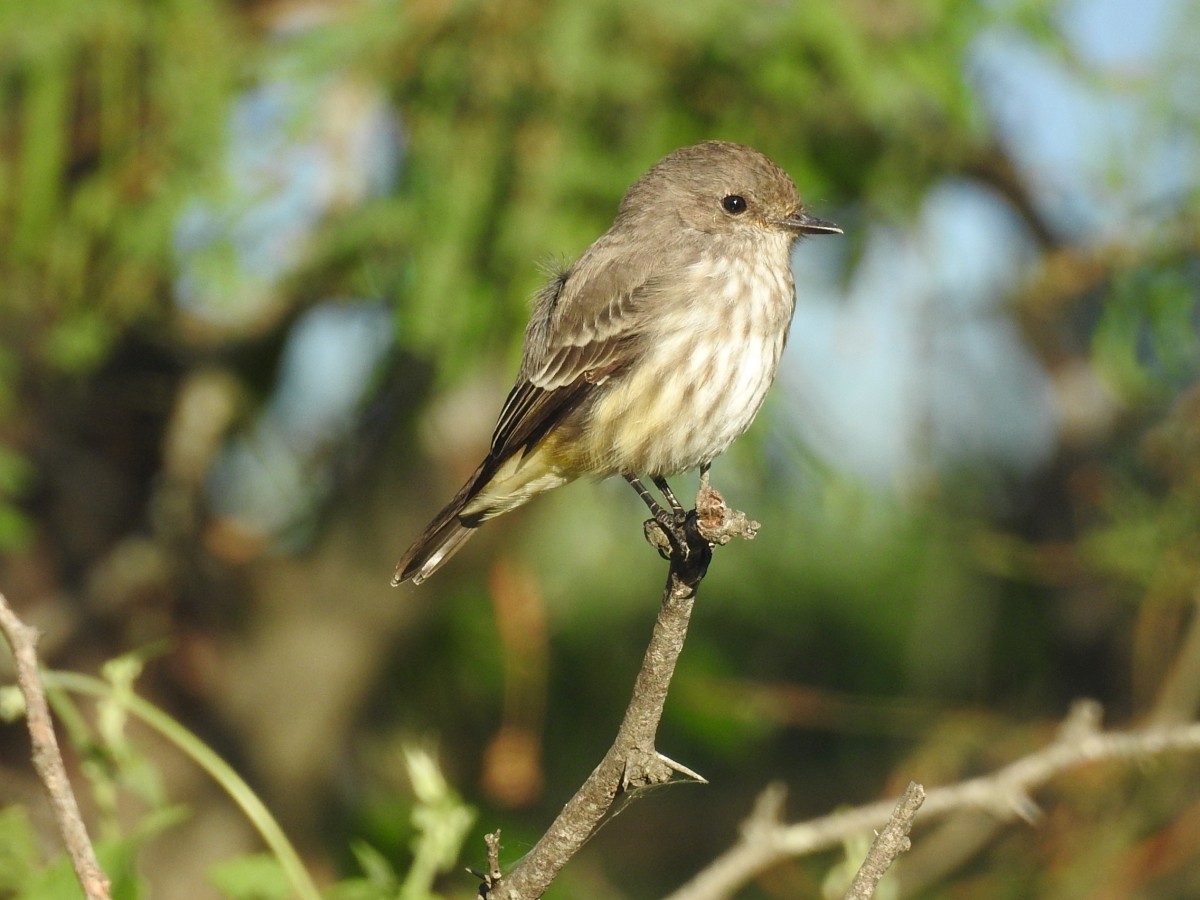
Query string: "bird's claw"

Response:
xmin=644 ymin=517 xmax=679 ymax=561
xmin=644 ymin=510 xmax=711 ymax=567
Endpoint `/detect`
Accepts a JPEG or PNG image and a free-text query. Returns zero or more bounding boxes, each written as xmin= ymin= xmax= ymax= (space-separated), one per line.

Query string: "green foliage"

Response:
xmin=2 ymin=660 xmax=476 ymax=899
xmin=0 ymin=803 xmax=179 ymax=900
xmin=0 ymin=0 xmax=245 ymax=370
xmin=0 ymin=806 xmax=39 ymax=893
xmin=0 ymin=441 xmax=34 ymax=553
xmin=209 ymin=855 xmax=293 ymax=900
xmin=1092 ymin=260 xmax=1200 ymax=401
xmin=43 ymin=666 xmax=322 ymax=900
xmin=397 ymin=748 xmax=476 ymax=899
xmin=296 ymin=0 xmax=985 ymax=374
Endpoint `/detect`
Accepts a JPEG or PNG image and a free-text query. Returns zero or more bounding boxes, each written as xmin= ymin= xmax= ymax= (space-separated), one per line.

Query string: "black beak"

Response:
xmin=780 ymin=211 xmax=842 ymax=235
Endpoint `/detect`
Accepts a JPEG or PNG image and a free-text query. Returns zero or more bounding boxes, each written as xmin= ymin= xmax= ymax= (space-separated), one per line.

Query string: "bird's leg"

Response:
xmin=625 ymin=474 xmax=692 ymax=560
xmin=651 ymin=476 xmax=687 ymax=523
xmin=624 ymin=474 xmax=672 ymax=523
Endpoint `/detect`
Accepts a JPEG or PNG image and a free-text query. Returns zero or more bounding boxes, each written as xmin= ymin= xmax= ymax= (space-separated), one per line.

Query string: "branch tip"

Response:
xmin=655 ymin=751 xmax=708 ymax=784
xmin=743 ymin=782 xmax=788 ymax=838
xmin=472 ymin=830 xmax=503 ymax=898
xmin=841 ymin=781 xmax=924 ymax=900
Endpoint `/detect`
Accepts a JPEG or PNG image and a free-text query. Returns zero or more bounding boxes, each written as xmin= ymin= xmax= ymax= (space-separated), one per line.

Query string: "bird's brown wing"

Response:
xmin=393 ymin=250 xmax=661 ymax=585
xmin=488 ymin=352 xmax=630 ymax=459
xmin=392 ymin=327 xmax=634 ymax=586
xmin=489 ymin=265 xmax=656 ymax=460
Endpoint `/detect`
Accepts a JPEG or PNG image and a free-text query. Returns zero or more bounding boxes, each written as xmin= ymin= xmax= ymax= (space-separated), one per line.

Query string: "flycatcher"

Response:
xmin=393 ymin=141 xmax=840 ymax=585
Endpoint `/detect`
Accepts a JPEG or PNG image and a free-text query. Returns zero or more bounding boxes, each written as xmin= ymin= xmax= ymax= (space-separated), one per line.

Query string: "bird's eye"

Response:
xmin=721 ymin=194 xmax=748 ymax=214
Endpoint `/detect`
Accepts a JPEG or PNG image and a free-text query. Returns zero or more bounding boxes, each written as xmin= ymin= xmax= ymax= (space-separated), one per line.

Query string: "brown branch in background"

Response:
xmin=1149 ymin=585 xmax=1200 ymax=725
xmin=963 ymin=148 xmax=1058 ymax=250
xmin=842 ymin=782 xmax=924 ymax=900
xmin=0 ymin=590 xmax=111 ymax=900
xmin=667 ymin=700 xmax=1200 ymax=900
xmin=482 ymin=484 xmax=757 ymax=900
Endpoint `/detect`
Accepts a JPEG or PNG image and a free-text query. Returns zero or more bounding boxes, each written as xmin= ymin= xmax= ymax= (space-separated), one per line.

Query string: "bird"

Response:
xmin=393 ymin=140 xmax=841 ymax=585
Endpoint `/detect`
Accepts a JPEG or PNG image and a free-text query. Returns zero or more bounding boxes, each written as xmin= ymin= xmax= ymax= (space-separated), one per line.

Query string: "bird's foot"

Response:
xmin=643 ymin=508 xmax=711 ymax=569
xmin=637 ymin=474 xmax=758 ymax=583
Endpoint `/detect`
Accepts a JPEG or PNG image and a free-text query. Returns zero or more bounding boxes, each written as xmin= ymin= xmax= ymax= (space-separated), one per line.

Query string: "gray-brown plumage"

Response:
xmin=394 ymin=141 xmax=840 ymax=585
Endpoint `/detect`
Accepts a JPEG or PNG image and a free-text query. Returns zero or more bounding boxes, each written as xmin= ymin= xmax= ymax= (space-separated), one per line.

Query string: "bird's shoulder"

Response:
xmin=521 ymin=230 xmax=683 ymax=385
xmin=486 ymin=233 xmax=675 ymax=458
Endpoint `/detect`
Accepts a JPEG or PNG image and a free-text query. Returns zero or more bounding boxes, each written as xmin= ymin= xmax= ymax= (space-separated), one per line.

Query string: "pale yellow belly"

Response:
xmin=574 ymin=323 xmax=784 ymax=476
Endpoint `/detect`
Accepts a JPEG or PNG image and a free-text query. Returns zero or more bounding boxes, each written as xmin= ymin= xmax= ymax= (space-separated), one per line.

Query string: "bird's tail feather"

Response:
xmin=392 ymin=461 xmax=491 ymax=586
xmin=393 ymin=445 xmax=574 ymax=585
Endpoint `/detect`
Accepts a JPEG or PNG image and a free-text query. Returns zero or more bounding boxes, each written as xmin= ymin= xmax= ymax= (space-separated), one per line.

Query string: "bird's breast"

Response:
xmin=570 ymin=254 xmax=796 ymax=476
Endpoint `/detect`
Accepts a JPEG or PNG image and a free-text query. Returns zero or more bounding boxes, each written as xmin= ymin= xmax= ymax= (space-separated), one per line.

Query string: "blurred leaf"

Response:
xmin=15 ymin=832 xmax=146 ymax=900
xmin=209 ymin=854 xmax=292 ymax=900
xmin=42 ymin=311 xmax=117 ymax=374
xmin=0 ymin=807 xmax=39 ymax=892
xmin=398 ymin=747 xmax=475 ymax=900
xmin=350 ymin=839 xmax=399 ymax=887
xmin=1093 ymin=264 xmax=1200 ymax=401
xmin=0 ymin=446 xmax=33 ymax=494
xmin=0 ymin=0 xmax=245 ymax=373
xmin=0 ymin=503 xmax=33 ymax=553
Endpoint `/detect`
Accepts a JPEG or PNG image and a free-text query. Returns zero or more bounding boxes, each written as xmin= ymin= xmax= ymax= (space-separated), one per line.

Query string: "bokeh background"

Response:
xmin=2 ymin=0 xmax=1200 ymax=896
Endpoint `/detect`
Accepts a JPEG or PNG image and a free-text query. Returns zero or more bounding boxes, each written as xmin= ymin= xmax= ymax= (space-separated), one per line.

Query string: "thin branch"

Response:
xmin=483 ymin=484 xmax=755 ymax=899
xmin=842 ymin=782 xmax=924 ymax=900
xmin=0 ymin=590 xmax=111 ymax=900
xmin=667 ymin=700 xmax=1200 ymax=900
